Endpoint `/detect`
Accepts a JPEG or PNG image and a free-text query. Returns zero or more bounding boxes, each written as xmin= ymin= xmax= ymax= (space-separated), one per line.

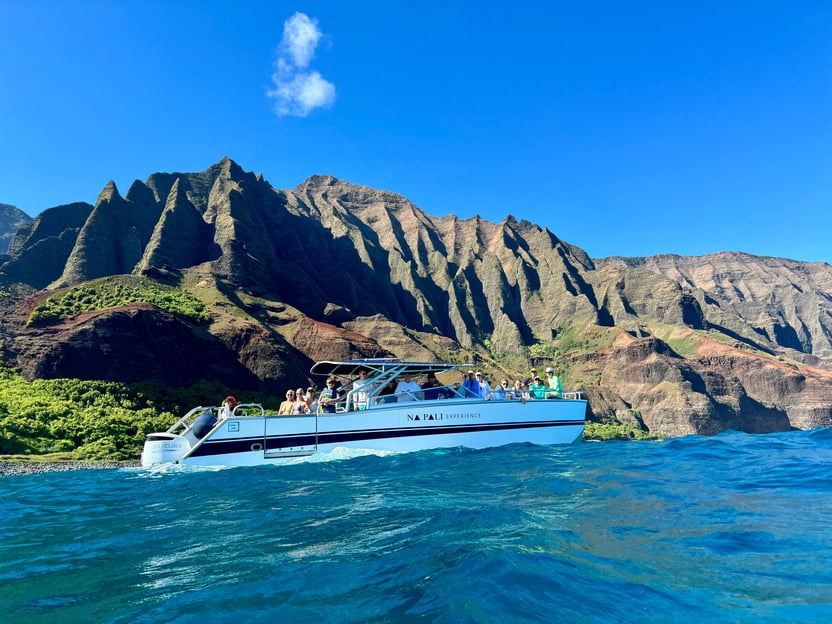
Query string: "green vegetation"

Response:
xmin=27 ymin=276 xmax=210 ymax=326
xmin=583 ymin=422 xmax=666 ymax=441
xmin=655 ymin=325 xmax=703 ymax=358
xmin=0 ymin=369 xmax=280 ymax=460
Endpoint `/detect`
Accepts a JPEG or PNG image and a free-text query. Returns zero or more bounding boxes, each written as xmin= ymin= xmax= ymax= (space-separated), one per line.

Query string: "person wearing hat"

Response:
xmin=463 ymin=370 xmax=480 ymax=398
xmin=523 ymin=367 xmax=539 ymax=387
xmin=528 ymin=375 xmax=548 ymax=399
xmin=544 ymin=367 xmax=564 ymax=399
xmin=220 ymin=395 xmax=237 ymax=418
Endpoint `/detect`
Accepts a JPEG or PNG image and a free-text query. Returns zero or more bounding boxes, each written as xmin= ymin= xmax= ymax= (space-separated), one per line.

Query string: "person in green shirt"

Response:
xmin=545 ymin=366 xmax=564 ymax=399
xmin=528 ymin=376 xmax=548 ymax=399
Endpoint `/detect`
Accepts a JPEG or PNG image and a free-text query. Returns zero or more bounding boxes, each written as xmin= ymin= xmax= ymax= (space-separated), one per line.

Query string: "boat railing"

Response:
xmin=166 ymin=406 xmax=211 ymax=436
xmin=525 ymin=390 xmax=586 ymax=401
xmin=322 ymin=380 xmax=586 ymax=412
xmin=364 ymin=384 xmax=472 ymax=408
xmin=165 ymin=403 xmax=266 ymax=436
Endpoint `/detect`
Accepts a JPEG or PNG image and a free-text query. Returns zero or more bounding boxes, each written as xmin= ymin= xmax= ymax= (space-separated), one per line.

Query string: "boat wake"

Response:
xmin=283 ymin=446 xmax=404 ymax=464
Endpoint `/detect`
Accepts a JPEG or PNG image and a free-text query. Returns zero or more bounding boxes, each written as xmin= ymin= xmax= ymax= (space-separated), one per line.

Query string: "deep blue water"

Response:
xmin=2 ymin=429 xmax=832 ymax=623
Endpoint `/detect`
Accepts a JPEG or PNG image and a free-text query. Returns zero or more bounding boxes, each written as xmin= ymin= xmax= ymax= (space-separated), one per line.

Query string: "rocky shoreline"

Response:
xmin=0 ymin=461 xmax=141 ymax=477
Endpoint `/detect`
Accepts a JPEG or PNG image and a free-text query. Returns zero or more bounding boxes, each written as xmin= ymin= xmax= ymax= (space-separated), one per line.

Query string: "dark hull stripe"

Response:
xmin=187 ymin=419 xmax=584 ymax=458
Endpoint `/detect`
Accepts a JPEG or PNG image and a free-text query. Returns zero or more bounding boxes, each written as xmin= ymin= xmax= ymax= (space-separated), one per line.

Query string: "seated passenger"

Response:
xmin=510 ymin=380 xmax=526 ymax=400
xmin=307 ymin=390 xmax=319 ymax=414
xmin=545 ymin=367 xmax=564 ymax=399
xmin=395 ymin=373 xmax=421 ymax=402
xmin=421 ymin=372 xmax=442 ymax=400
xmin=462 ymin=370 xmax=480 ymax=398
xmin=528 ymin=376 xmax=548 ymax=399
xmin=292 ymin=390 xmax=311 ymax=414
xmin=278 ymin=390 xmax=295 ymax=415
xmin=377 ymin=380 xmax=397 ymax=404
xmin=491 ymin=380 xmax=507 ymax=400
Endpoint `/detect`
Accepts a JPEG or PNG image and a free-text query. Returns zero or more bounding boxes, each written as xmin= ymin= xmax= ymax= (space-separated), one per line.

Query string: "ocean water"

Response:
xmin=2 ymin=430 xmax=832 ymax=623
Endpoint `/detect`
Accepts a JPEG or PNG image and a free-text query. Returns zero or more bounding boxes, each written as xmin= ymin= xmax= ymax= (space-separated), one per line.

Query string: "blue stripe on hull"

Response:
xmin=187 ymin=419 xmax=584 ymax=458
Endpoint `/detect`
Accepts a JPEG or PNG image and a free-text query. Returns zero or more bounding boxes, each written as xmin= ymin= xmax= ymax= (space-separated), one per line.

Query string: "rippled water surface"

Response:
xmin=2 ymin=429 xmax=832 ymax=623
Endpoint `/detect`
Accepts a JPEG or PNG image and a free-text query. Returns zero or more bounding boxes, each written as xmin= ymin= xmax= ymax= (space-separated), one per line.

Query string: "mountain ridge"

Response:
xmin=1 ymin=158 xmax=830 ymax=437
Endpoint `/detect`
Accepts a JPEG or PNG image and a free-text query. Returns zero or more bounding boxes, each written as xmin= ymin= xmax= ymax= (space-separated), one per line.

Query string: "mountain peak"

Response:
xmin=96 ymin=181 xmax=121 ymax=205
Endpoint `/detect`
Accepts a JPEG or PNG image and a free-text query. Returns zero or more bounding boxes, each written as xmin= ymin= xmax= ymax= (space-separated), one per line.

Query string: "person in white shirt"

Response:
xmin=351 ymin=369 xmax=374 ymax=410
xmin=475 ymin=372 xmax=492 ymax=400
xmin=394 ymin=373 xmax=421 ymax=401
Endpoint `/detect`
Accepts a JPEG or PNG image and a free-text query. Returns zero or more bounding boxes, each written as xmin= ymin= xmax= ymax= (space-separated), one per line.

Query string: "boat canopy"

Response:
xmin=310 ymin=358 xmax=470 ymax=379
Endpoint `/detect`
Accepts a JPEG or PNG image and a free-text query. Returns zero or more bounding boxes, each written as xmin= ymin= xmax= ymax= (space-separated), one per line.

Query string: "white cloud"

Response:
xmin=272 ymin=71 xmax=336 ymax=117
xmin=268 ymin=12 xmax=336 ymax=118
xmin=281 ymin=12 xmax=321 ymax=69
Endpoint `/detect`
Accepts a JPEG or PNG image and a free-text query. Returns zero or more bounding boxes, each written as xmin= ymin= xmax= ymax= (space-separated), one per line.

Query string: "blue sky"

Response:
xmin=1 ymin=1 xmax=830 ymax=262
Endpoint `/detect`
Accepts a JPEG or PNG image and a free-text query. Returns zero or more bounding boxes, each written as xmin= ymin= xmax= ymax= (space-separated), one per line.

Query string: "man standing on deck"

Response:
xmin=319 ymin=378 xmax=340 ymax=413
xmin=352 ymin=368 xmax=371 ymax=410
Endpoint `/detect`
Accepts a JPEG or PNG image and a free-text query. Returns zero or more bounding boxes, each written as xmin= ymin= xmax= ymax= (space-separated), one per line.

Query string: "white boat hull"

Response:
xmin=142 ymin=397 xmax=586 ymax=468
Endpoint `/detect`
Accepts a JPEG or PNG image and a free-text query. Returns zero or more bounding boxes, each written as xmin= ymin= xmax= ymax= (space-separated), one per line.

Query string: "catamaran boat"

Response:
xmin=141 ymin=359 xmax=587 ymax=467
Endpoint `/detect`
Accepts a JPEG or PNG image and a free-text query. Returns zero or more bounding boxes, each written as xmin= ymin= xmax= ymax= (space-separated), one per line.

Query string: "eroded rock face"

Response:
xmin=10 ymin=305 xmax=259 ymax=388
xmin=289 ymin=316 xmax=390 ymax=363
xmin=588 ymin=333 xmax=830 ymax=435
xmin=0 ymin=203 xmax=32 ymax=256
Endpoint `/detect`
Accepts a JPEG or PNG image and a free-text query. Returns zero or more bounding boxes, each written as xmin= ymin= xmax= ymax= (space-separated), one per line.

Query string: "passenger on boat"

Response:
xmin=319 ymin=378 xmax=340 ymax=413
xmin=421 ymin=372 xmax=442 ymax=400
xmin=491 ymin=380 xmax=507 ymax=400
xmin=511 ymin=380 xmax=528 ymax=403
xmin=475 ymin=372 xmax=492 ymax=400
xmin=293 ymin=389 xmax=311 ymax=414
xmin=352 ymin=369 xmax=372 ymax=410
xmin=528 ymin=376 xmax=548 ymax=399
xmin=463 ymin=370 xmax=480 ymax=398
xmin=376 ymin=379 xmax=397 ymax=404
xmin=524 ymin=368 xmax=539 ymax=387
xmin=395 ymin=373 xmax=421 ymax=402
xmin=545 ymin=367 xmax=564 ymax=399
xmin=220 ymin=395 xmax=237 ymax=418
xmin=278 ymin=390 xmax=296 ymax=415
xmin=307 ymin=390 xmax=319 ymax=414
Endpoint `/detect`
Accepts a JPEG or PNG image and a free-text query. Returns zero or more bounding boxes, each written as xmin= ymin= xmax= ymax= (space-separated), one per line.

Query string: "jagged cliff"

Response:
xmin=1 ymin=158 xmax=831 ymax=436
xmin=0 ymin=203 xmax=33 ymax=256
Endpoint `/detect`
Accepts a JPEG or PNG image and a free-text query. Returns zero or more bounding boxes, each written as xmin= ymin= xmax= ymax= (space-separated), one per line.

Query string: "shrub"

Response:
xmin=27 ymin=278 xmax=210 ymax=326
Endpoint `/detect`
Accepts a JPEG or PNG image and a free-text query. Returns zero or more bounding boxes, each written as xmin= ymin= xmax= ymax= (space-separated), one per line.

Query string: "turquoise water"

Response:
xmin=2 ymin=429 xmax=832 ymax=623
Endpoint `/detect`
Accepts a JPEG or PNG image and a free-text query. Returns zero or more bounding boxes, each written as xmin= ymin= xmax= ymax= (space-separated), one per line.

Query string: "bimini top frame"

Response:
xmin=309 ymin=359 xmax=475 ymax=411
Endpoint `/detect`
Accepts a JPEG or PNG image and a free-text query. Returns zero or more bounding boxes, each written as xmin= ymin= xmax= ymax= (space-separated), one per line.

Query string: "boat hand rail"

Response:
xmin=166 ymin=406 xmax=210 ymax=435
xmin=165 ymin=403 xmax=267 ymax=435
